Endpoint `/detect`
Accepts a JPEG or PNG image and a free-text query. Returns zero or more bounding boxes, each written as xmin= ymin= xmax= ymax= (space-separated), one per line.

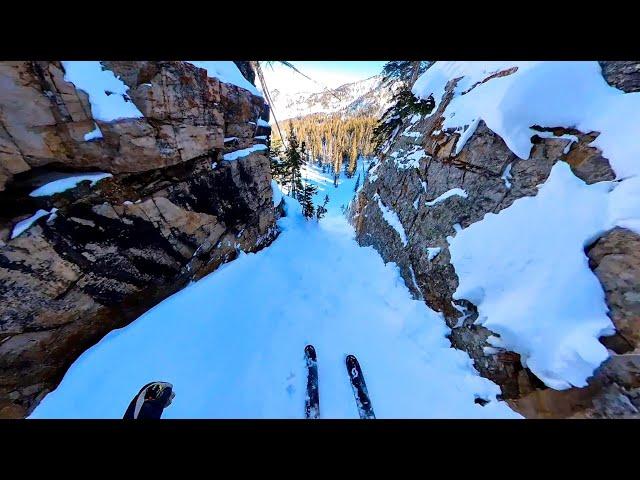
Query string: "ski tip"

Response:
xmin=345 ymin=354 xmax=357 ymax=366
xmin=304 ymin=344 xmax=316 ymax=359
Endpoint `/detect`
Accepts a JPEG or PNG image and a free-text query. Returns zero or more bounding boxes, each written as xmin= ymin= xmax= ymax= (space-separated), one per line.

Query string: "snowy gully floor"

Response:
xmin=32 ymin=163 xmax=520 ymax=419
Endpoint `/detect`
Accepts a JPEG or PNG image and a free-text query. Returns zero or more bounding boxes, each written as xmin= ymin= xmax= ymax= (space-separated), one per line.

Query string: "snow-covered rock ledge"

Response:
xmin=351 ymin=61 xmax=640 ymax=418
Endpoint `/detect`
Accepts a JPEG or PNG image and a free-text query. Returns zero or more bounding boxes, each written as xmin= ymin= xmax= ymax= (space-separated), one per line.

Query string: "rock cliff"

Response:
xmin=0 ymin=61 xmax=276 ymax=418
xmin=350 ymin=61 xmax=640 ymax=418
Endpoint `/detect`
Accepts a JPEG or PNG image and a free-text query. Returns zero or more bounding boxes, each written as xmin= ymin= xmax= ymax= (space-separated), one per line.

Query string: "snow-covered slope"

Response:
xmin=270 ymin=75 xmax=393 ymax=120
xmin=31 ymin=161 xmax=520 ymax=419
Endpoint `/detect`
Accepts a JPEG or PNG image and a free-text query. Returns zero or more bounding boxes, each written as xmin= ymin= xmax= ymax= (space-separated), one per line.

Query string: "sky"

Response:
xmin=260 ymin=61 xmax=386 ymax=95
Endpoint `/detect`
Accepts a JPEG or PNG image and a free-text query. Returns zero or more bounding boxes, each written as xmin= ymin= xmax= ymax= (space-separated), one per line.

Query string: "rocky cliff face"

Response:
xmin=0 ymin=61 xmax=276 ymax=418
xmin=350 ymin=62 xmax=640 ymax=418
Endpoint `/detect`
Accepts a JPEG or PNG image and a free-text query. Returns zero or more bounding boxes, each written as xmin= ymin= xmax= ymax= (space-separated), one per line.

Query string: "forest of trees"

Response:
xmin=270 ymin=125 xmax=328 ymax=220
xmin=271 ymin=114 xmax=377 ymax=176
xmin=267 ymin=61 xmax=434 ymax=218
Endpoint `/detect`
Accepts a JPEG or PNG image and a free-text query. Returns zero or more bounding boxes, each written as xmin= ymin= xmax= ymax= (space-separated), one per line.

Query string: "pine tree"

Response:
xmin=373 ymin=61 xmax=436 ymax=153
xmin=283 ymin=124 xmax=304 ymax=199
xmin=316 ymin=194 xmax=329 ymax=220
xmin=269 ymin=137 xmax=286 ymax=182
xmin=300 ymin=182 xmax=317 ymax=219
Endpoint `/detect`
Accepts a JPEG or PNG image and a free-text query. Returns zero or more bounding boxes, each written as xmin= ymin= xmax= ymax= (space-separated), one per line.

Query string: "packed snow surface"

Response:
xmin=222 ymin=144 xmax=267 ymax=161
xmin=61 ymin=61 xmax=143 ymax=122
xmin=29 ymin=173 xmax=112 ymax=197
xmin=31 ymin=160 xmax=519 ymax=419
xmin=187 ymin=61 xmax=261 ymax=97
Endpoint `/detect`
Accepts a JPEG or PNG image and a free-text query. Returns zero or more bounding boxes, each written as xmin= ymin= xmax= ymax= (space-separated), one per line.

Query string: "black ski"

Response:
xmin=345 ymin=354 xmax=375 ymax=419
xmin=304 ymin=344 xmax=320 ymax=419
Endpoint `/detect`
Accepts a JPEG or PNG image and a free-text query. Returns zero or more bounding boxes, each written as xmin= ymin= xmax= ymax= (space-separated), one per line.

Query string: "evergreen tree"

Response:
xmin=316 ymin=194 xmax=329 ymax=220
xmin=283 ymin=124 xmax=304 ymax=199
xmin=380 ymin=61 xmax=432 ymax=88
xmin=373 ymin=61 xmax=436 ymax=153
xmin=271 ymin=114 xmax=377 ymax=170
xmin=299 ymin=182 xmax=317 ymax=219
xmin=269 ymin=137 xmax=286 ymax=182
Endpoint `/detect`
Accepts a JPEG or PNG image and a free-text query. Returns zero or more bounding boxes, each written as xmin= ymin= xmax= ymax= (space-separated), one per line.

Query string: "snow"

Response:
xmin=257 ymin=118 xmax=270 ymax=128
xmin=534 ymin=131 xmax=579 ymax=154
xmin=608 ymin=175 xmax=640 ymax=235
xmin=271 ymin=180 xmax=283 ymax=207
xmin=501 ymin=163 xmax=513 ymax=189
xmin=402 ymin=131 xmax=422 ymax=138
xmin=413 ymin=61 xmax=640 ymax=180
xmin=187 ymin=61 xmax=262 ymax=97
xmin=368 ymin=162 xmax=380 ymax=183
xmin=222 ymin=144 xmax=267 ymax=161
xmin=254 ymin=135 xmax=268 ymax=140
xmin=11 ymin=209 xmax=54 ymax=239
xmin=374 ymin=193 xmax=408 ymax=246
xmin=268 ymin=75 xmax=391 ymax=121
xmin=425 ymin=188 xmax=468 ymax=206
xmin=448 ymin=162 xmax=616 ymax=390
xmin=413 ymin=61 xmax=640 ymax=389
xmin=426 ymin=247 xmax=441 ymax=261
xmin=84 ymin=124 xmax=103 ymax=141
xmin=223 ymin=137 xmax=238 ymax=143
xmin=61 ymin=61 xmax=143 ymax=122
xmin=394 ymin=146 xmax=427 ymax=170
xmin=454 ymin=118 xmax=480 ymax=155
xmin=29 ymin=173 xmax=112 ymax=197
xmin=31 ymin=160 xmax=519 ymax=419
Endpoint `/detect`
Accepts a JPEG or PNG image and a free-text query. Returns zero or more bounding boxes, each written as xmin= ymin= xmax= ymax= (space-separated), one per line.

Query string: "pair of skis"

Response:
xmin=304 ymin=344 xmax=375 ymax=419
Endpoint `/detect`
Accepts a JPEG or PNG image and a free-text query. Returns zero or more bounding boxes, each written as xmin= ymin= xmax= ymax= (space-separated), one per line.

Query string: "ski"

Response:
xmin=304 ymin=344 xmax=320 ymax=419
xmin=345 ymin=354 xmax=375 ymax=419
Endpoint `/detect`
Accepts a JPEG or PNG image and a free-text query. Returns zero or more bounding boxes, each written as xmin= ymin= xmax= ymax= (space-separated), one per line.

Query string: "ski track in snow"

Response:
xmin=31 ymin=161 xmax=519 ymax=419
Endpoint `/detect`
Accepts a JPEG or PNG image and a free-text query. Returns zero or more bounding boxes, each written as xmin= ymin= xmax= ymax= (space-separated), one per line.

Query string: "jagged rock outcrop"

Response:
xmin=350 ymin=62 xmax=640 ymax=418
xmin=599 ymin=61 xmax=640 ymax=93
xmin=0 ymin=61 xmax=276 ymax=418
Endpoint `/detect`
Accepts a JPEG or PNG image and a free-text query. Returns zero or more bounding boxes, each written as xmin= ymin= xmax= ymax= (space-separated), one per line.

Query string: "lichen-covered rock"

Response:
xmin=0 ymin=61 xmax=277 ymax=418
xmin=350 ymin=62 xmax=639 ymax=418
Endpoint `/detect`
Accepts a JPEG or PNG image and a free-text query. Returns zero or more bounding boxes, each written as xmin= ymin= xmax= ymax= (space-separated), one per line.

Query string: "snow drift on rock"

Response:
xmin=188 ymin=61 xmax=262 ymax=97
xmin=62 ymin=61 xmax=144 ymax=122
xmin=448 ymin=162 xmax=616 ymax=390
xmin=415 ymin=60 xmax=640 ymax=389
xmin=29 ymin=173 xmax=112 ymax=197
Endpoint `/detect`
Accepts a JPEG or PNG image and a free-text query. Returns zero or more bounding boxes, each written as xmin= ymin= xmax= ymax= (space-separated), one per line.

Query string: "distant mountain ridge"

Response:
xmin=270 ymin=75 xmax=394 ymax=121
